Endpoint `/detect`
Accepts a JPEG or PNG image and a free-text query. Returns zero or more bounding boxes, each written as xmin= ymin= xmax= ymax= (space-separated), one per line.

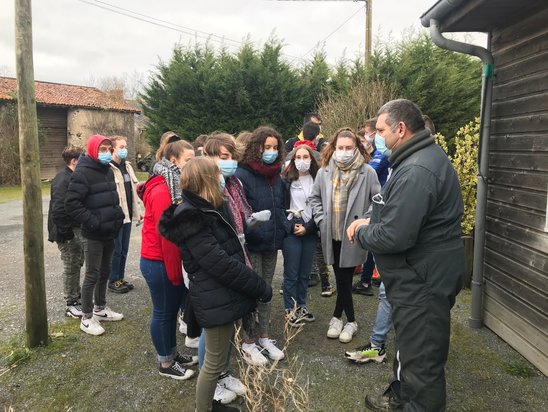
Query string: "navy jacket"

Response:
xmin=235 ymin=165 xmax=289 ymax=253
xmin=158 ymin=190 xmax=272 ymax=328
xmin=368 ymin=149 xmax=391 ymax=187
xmin=65 ymin=155 xmax=124 ymax=241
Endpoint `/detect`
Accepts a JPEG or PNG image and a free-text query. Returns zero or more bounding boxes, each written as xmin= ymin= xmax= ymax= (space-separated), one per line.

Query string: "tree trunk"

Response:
xmin=15 ymin=0 xmax=49 ymax=347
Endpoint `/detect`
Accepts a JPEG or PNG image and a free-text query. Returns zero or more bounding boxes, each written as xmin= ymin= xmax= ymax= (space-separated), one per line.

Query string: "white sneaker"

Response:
xmin=218 ymin=372 xmax=246 ymax=396
xmin=241 ymin=342 xmax=268 ymax=366
xmin=93 ymin=306 xmax=123 ymax=322
xmin=258 ymin=338 xmax=285 ymax=361
xmin=185 ymin=336 xmax=199 ymax=349
xmin=80 ymin=316 xmax=105 ymax=336
xmin=214 ymin=383 xmax=237 ymax=404
xmin=327 ymin=317 xmax=343 ymax=339
xmin=179 ymin=316 xmax=187 ymax=335
xmin=339 ymin=322 xmax=358 ymax=343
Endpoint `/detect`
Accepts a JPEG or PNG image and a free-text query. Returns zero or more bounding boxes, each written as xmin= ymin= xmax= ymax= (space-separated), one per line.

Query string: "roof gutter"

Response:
xmin=422 ymin=11 xmax=494 ymax=329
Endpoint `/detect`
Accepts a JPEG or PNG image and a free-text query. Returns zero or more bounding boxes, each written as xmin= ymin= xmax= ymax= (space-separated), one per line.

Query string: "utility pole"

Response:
xmin=365 ymin=0 xmax=372 ymax=65
xmin=274 ymin=0 xmax=371 ymax=63
xmin=15 ymin=0 xmax=49 ymax=347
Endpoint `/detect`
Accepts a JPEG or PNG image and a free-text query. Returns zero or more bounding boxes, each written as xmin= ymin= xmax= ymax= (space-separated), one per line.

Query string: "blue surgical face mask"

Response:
xmin=219 ymin=174 xmax=226 ymax=191
xmin=217 ymin=159 xmax=238 ymax=178
xmin=374 ymin=134 xmax=391 ymax=156
xmin=98 ymin=152 xmax=112 ymax=165
xmin=262 ymin=150 xmax=278 ymax=164
xmin=117 ymin=148 xmax=128 ymax=160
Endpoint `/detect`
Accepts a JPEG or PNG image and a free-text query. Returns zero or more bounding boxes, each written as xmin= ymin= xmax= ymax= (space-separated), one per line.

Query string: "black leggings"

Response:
xmin=332 ymin=240 xmax=355 ymax=322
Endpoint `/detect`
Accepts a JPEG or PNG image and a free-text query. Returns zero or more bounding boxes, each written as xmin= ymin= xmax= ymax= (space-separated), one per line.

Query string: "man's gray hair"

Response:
xmin=377 ymin=99 xmax=425 ymax=133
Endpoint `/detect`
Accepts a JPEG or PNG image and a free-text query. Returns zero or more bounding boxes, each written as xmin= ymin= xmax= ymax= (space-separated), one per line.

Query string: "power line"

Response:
xmin=300 ymin=4 xmax=365 ymax=59
xmin=76 ymin=0 xmax=306 ymax=61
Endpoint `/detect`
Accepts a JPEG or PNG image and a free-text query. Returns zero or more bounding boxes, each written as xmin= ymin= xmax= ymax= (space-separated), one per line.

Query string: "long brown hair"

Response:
xmin=155 ymin=131 xmax=181 ymax=160
xmin=203 ymin=132 xmax=241 ymax=161
xmin=179 ymin=157 xmax=224 ymax=209
xmin=282 ymin=145 xmax=319 ymax=182
xmin=320 ymin=127 xmax=369 ymax=167
xmin=164 ymin=140 xmax=194 ymax=161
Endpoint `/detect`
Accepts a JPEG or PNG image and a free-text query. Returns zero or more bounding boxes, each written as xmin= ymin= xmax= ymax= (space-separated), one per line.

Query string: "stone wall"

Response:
xmin=67 ymin=108 xmax=136 ymax=162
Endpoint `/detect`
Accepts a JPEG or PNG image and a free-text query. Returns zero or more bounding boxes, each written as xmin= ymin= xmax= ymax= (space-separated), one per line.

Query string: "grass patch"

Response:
xmin=503 ymin=361 xmax=536 ymax=378
xmin=0 ymin=182 xmax=51 ymax=204
xmin=135 ymin=171 xmax=149 ymax=182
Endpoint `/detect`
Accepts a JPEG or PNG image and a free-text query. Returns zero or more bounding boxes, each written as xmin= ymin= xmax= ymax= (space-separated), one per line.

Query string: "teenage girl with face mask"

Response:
xmin=158 ymin=157 xmax=272 ymax=412
xmin=280 ymin=143 xmax=320 ymax=326
xmin=234 ymin=126 xmax=288 ymax=364
xmin=197 ymin=133 xmax=259 ymax=403
xmin=310 ymin=128 xmax=381 ymax=344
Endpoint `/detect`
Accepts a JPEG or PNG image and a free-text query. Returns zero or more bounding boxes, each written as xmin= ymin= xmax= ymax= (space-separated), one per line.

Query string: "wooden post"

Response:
xmin=15 ymin=0 xmax=49 ymax=347
xmin=365 ymin=0 xmax=372 ymax=65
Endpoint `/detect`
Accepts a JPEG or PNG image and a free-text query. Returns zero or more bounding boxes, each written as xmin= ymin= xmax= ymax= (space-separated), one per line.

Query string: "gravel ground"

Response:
xmin=0 ymin=197 xmax=546 ymax=411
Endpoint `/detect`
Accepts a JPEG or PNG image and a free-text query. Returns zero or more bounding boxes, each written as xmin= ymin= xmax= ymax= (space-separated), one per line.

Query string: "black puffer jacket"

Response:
xmin=65 ymin=155 xmax=124 ymax=240
xmin=48 ymin=166 xmax=79 ymax=243
xmin=159 ymin=190 xmax=272 ymax=328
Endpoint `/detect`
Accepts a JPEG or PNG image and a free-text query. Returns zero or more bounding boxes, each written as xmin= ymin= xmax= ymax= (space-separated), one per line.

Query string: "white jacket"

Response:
xmin=110 ymin=161 xmax=144 ymax=224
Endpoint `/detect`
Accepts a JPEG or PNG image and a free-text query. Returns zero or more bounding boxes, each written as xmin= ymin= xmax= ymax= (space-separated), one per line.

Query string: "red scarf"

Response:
xmin=225 ymin=177 xmax=252 ymax=268
xmin=247 ymin=161 xmax=281 ymax=186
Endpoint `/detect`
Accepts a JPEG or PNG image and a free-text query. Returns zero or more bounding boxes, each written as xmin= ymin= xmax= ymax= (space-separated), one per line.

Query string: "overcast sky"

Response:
xmin=0 ymin=0 xmax=486 ymax=90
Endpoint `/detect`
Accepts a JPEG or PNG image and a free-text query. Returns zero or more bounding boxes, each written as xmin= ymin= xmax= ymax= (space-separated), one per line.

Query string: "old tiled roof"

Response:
xmin=0 ymin=77 xmax=140 ymax=113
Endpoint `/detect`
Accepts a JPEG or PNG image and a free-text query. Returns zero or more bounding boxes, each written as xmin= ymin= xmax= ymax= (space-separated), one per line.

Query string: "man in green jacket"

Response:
xmin=347 ymin=99 xmax=465 ymax=411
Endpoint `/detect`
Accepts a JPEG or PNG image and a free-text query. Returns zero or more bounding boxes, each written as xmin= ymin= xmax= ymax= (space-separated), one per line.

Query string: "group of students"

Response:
xmin=48 ymin=134 xmax=142 ymax=336
xmin=48 ymin=99 xmax=461 ymax=412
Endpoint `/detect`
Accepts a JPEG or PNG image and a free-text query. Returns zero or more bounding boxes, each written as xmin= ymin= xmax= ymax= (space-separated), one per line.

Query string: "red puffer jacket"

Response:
xmin=140 ymin=176 xmax=182 ymax=285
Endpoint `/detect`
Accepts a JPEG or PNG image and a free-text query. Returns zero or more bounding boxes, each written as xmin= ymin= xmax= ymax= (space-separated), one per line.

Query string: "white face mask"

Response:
xmin=295 ymin=159 xmax=311 ymax=172
xmin=334 ymin=149 xmax=355 ymax=163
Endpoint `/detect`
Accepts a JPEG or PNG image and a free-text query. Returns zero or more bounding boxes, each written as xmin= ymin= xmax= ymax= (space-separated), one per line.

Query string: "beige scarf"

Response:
xmin=331 ymin=150 xmax=364 ymax=240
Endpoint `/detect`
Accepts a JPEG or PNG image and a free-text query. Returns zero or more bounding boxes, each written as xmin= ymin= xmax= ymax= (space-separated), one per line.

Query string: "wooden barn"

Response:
xmin=0 ymin=77 xmax=140 ymax=179
xmin=421 ymin=0 xmax=547 ymax=375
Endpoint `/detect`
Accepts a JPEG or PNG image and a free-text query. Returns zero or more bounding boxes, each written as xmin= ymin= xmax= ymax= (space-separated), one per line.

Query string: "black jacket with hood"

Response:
xmin=65 ymin=135 xmax=124 ymax=241
xmin=158 ymin=190 xmax=272 ymax=328
xmin=48 ymin=166 xmax=79 ymax=243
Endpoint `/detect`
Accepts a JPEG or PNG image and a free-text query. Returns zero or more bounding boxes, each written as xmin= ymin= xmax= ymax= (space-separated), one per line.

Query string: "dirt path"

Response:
xmin=0 ymin=197 xmax=546 ymax=411
xmin=0 ymin=196 xmax=144 ymax=340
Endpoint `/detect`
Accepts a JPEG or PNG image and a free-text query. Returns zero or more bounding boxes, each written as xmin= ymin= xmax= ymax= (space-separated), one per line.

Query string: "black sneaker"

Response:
xmin=108 ymin=280 xmax=129 ymax=294
xmin=121 ymin=280 xmax=134 ymax=290
xmin=159 ymin=361 xmax=195 ymax=380
xmin=321 ymin=283 xmax=335 ymax=297
xmin=308 ymin=273 xmax=320 ymax=287
xmin=353 ymin=282 xmax=374 ymax=296
xmin=297 ymin=306 xmax=315 ymax=322
xmin=65 ymin=302 xmax=83 ymax=318
xmin=212 ymin=400 xmax=239 ymax=412
xmin=365 ymin=384 xmax=402 ymax=411
xmin=286 ymin=310 xmax=304 ymax=328
xmin=174 ymin=353 xmax=198 ymax=367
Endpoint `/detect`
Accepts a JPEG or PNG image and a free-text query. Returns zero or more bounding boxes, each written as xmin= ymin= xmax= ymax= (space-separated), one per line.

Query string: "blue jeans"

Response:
xmin=282 ymin=234 xmax=317 ymax=311
xmin=360 ymin=251 xmax=375 ymax=285
xmin=370 ymin=282 xmax=392 ymax=346
xmin=110 ymin=222 xmax=132 ymax=282
xmin=141 ymin=257 xmax=184 ymax=362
